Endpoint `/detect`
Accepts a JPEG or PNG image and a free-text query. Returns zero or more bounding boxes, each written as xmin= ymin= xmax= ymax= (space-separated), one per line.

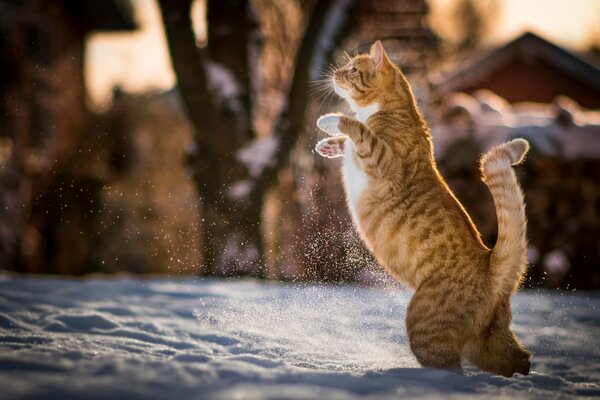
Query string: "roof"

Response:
xmin=434 ymin=32 xmax=600 ymax=97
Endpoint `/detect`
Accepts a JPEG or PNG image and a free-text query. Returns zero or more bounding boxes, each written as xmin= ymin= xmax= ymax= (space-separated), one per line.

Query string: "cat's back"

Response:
xmin=357 ymin=157 xmax=489 ymax=288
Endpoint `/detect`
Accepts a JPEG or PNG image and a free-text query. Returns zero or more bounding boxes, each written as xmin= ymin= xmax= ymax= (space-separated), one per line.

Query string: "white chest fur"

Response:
xmin=342 ymin=142 xmax=368 ymax=225
xmin=353 ymin=102 xmax=379 ymax=124
xmin=341 ymin=101 xmax=378 ymax=225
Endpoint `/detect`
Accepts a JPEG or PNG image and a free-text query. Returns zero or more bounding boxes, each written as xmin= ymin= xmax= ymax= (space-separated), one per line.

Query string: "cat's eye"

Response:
xmin=350 ymin=67 xmax=357 ymax=73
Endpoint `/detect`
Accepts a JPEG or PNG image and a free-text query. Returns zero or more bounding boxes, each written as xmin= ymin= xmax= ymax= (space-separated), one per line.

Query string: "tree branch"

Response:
xmin=157 ymin=0 xmax=218 ymax=148
xmin=206 ymin=0 xmax=258 ymax=143
xmin=254 ymin=0 xmax=357 ymax=192
xmin=158 ymin=0 xmax=254 ymax=200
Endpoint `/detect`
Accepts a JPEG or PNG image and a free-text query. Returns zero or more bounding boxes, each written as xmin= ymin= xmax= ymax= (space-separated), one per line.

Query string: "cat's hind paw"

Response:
xmin=317 ymin=113 xmax=344 ymax=136
xmin=315 ymin=137 xmax=346 ymax=158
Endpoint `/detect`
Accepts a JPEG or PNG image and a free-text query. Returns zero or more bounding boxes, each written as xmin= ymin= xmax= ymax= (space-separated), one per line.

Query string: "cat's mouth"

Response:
xmin=332 ymin=79 xmax=350 ymax=99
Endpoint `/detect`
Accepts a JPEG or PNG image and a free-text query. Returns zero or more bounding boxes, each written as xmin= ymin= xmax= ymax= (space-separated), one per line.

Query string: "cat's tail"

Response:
xmin=480 ymin=138 xmax=530 ymax=299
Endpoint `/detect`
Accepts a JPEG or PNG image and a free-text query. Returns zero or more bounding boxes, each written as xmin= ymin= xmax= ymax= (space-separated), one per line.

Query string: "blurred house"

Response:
xmin=0 ymin=0 xmax=135 ymax=272
xmin=430 ymin=33 xmax=600 ymax=289
xmin=433 ymin=32 xmax=600 ymax=108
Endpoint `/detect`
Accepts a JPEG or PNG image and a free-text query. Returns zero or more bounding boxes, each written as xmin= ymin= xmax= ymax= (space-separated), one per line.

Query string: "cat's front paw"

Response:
xmin=315 ymin=137 xmax=345 ymax=158
xmin=317 ymin=113 xmax=344 ymax=136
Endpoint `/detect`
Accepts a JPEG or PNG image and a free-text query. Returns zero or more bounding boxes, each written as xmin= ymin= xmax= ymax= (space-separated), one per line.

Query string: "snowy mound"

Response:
xmin=433 ymin=91 xmax=600 ymax=160
xmin=0 ymin=276 xmax=599 ymax=399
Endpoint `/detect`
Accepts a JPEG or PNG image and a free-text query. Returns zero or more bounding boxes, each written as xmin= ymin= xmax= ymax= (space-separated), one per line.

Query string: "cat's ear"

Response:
xmin=370 ymin=40 xmax=389 ymax=71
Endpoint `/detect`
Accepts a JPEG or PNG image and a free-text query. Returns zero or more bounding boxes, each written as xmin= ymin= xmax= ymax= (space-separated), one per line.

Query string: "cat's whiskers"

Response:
xmin=308 ymin=79 xmax=333 ymax=100
xmin=308 ymin=67 xmax=337 ymax=107
xmin=308 ymin=81 xmax=331 ymax=93
xmin=343 ymin=51 xmax=352 ymax=63
xmin=310 ymin=88 xmax=334 ymax=106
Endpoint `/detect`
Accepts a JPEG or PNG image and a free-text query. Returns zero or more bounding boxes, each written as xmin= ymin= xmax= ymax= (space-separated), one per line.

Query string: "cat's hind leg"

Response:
xmin=462 ymin=329 xmax=530 ymax=377
xmin=315 ymin=136 xmax=346 ymax=158
xmin=406 ymin=287 xmax=465 ymax=373
xmin=462 ymin=301 xmax=531 ymax=377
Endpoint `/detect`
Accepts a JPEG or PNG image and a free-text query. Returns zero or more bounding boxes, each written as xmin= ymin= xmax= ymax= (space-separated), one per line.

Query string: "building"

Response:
xmin=433 ymin=32 xmax=600 ymax=109
xmin=0 ymin=0 xmax=135 ymax=272
xmin=430 ymin=32 xmax=600 ymax=289
xmin=351 ymin=0 xmax=439 ymax=75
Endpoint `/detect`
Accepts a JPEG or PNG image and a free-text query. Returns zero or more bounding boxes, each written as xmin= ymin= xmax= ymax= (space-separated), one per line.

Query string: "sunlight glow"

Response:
xmin=85 ymin=0 xmax=598 ymax=108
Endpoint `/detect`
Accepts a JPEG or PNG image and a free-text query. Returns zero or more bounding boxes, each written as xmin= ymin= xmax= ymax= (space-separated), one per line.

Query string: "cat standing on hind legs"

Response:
xmin=315 ymin=41 xmax=531 ymax=377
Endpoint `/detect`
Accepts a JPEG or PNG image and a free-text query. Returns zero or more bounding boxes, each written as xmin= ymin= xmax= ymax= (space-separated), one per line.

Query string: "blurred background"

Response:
xmin=1 ymin=0 xmax=599 ymax=288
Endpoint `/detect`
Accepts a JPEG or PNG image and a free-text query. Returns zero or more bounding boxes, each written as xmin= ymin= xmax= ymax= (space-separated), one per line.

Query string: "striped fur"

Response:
xmin=481 ymin=139 xmax=530 ymax=302
xmin=315 ymin=41 xmax=531 ymax=377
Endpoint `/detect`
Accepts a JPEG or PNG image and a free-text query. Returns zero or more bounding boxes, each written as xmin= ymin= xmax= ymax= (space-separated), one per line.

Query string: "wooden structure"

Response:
xmin=0 ymin=0 xmax=135 ymax=272
xmin=352 ymin=0 xmax=439 ymax=75
xmin=434 ymin=32 xmax=600 ymax=109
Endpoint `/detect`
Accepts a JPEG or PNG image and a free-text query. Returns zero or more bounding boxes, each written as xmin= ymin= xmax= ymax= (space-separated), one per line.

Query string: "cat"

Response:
xmin=314 ymin=41 xmax=531 ymax=377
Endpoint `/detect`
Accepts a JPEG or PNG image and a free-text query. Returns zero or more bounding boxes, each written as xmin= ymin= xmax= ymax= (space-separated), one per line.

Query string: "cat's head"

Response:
xmin=332 ymin=41 xmax=400 ymax=109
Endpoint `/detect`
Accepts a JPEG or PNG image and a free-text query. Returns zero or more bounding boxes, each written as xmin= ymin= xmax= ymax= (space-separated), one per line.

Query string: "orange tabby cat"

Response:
xmin=315 ymin=41 xmax=531 ymax=377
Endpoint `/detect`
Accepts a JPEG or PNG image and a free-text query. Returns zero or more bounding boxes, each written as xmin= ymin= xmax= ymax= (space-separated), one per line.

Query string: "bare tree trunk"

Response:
xmin=159 ymin=0 xmax=264 ymax=276
xmin=158 ymin=0 xmax=356 ymax=277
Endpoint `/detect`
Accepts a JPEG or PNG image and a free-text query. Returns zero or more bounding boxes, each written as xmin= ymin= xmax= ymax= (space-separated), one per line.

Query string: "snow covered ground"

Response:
xmin=0 ymin=275 xmax=599 ymax=399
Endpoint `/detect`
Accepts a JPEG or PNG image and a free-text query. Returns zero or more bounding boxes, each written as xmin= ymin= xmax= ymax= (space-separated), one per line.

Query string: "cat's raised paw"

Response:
xmin=317 ymin=114 xmax=344 ymax=135
xmin=315 ymin=137 xmax=345 ymax=158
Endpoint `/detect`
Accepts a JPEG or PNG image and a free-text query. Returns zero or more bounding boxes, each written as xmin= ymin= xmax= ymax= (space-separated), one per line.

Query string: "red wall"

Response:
xmin=463 ymin=58 xmax=600 ymax=109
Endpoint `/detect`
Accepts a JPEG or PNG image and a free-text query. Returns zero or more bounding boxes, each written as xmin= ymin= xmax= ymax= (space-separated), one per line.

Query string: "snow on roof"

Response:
xmin=433 ymin=91 xmax=600 ymax=160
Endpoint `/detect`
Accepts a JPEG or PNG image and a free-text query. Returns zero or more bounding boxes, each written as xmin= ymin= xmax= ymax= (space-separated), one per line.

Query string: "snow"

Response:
xmin=1 ymin=275 xmax=599 ymax=399
xmin=542 ymin=250 xmax=570 ymax=275
xmin=227 ymin=180 xmax=254 ymax=201
xmin=236 ymin=136 xmax=279 ymax=178
xmin=205 ymin=60 xmax=241 ymax=100
xmin=204 ymin=60 xmax=245 ymax=119
xmin=217 ymin=233 xmax=259 ymax=272
xmin=433 ymin=91 xmax=600 ymax=160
